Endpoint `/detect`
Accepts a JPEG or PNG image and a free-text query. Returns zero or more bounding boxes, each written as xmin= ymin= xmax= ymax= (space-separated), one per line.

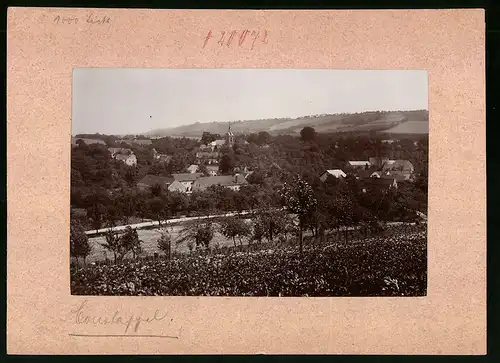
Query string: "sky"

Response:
xmin=72 ymin=69 xmax=428 ymax=135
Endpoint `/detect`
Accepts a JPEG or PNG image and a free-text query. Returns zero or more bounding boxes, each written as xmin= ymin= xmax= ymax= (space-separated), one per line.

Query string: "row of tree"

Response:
xmin=71 ymin=173 xmax=426 ymax=265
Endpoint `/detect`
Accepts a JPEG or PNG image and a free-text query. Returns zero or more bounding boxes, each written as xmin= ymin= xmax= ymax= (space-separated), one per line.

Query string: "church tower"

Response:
xmin=226 ymin=122 xmax=235 ymax=147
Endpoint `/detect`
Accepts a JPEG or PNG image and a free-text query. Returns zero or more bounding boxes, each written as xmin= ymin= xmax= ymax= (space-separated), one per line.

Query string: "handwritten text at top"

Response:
xmin=203 ymin=30 xmax=269 ymax=50
xmin=53 ymin=13 xmax=111 ymax=26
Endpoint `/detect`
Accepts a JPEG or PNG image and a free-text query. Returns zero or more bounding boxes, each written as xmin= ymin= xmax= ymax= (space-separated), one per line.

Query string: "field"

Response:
xmin=385 ymin=121 xmax=429 ymax=134
xmin=71 ymin=225 xmax=427 ymax=297
xmin=85 ymin=222 xmax=247 ymax=263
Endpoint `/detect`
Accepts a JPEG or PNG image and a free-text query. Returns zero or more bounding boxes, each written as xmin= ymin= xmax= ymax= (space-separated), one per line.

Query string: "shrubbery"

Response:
xmin=71 ymin=227 xmax=426 ymax=297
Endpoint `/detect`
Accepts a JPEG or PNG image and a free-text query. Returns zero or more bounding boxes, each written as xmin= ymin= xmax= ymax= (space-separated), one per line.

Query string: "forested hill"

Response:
xmin=145 ymin=110 xmax=429 ymax=137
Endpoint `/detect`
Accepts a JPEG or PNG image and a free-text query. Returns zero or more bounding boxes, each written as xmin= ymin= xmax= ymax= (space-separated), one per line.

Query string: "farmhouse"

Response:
xmin=137 ymin=175 xmax=174 ymax=191
xmin=192 ymin=174 xmax=248 ymax=192
xmin=168 ymin=180 xmax=188 ymax=193
xmin=115 ymin=153 xmax=137 ymax=166
xmin=172 ymin=173 xmax=204 ymax=192
xmin=320 ymin=169 xmax=347 ymax=182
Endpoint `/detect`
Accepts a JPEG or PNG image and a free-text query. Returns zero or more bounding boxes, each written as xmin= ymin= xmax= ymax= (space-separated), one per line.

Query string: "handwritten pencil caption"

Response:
xmin=203 ymin=30 xmax=269 ymax=50
xmin=53 ymin=12 xmax=111 ymax=26
xmin=70 ymin=300 xmax=176 ymax=336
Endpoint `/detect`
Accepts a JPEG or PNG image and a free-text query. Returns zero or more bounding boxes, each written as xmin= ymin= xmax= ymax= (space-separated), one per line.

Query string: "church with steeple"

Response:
xmin=225 ymin=122 xmax=235 ymax=147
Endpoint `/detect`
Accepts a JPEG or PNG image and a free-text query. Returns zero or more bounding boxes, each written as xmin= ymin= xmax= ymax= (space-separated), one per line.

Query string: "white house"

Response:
xmin=320 ymin=169 xmax=347 ymax=182
xmin=187 ymin=164 xmax=199 ymax=174
xmin=115 ymin=153 xmax=137 ymax=166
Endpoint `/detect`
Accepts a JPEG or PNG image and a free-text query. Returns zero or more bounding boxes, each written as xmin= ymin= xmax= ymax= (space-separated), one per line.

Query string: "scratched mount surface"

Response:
xmin=145 ymin=109 xmax=429 ymax=137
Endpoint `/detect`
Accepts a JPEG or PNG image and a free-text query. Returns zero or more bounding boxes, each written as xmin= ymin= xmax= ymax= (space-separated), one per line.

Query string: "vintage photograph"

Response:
xmin=70 ymin=69 xmax=428 ymax=297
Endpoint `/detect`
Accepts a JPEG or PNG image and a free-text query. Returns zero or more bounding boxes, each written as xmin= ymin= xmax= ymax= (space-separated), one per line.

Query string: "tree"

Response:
xmin=101 ymin=227 xmax=141 ymax=263
xmin=87 ymin=203 xmax=107 ymax=232
xmin=149 ymin=197 xmax=167 ymax=225
xmin=200 ymin=132 xmax=220 ymax=145
xmin=70 ymin=220 xmax=92 ymax=265
xmin=219 ymin=153 xmax=235 ymax=174
xmin=124 ymin=166 xmax=139 ymax=187
xmin=157 ymin=230 xmax=172 ymax=260
xmin=300 ymin=127 xmax=316 ymax=142
xmin=280 ymin=175 xmax=318 ymax=253
xmin=178 ymin=220 xmax=215 ymax=250
xmin=101 ymin=230 xmax=127 ymax=264
xmin=219 ymin=216 xmax=251 ymax=249
xmin=120 ymin=226 xmax=142 ymax=260
xmin=257 ymin=131 xmax=271 ymax=146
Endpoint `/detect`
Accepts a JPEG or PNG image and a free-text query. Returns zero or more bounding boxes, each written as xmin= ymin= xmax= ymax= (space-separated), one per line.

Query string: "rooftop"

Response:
xmin=137 ymin=174 xmax=174 ymax=187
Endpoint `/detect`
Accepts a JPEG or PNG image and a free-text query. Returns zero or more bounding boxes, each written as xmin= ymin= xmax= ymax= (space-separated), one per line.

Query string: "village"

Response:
xmin=69 ymin=69 xmax=428 ymax=297
xmin=71 ymin=123 xmax=417 ymax=199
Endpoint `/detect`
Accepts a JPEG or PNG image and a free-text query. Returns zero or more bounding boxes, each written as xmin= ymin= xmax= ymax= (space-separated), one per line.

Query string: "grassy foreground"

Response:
xmin=71 ymin=225 xmax=426 ymax=297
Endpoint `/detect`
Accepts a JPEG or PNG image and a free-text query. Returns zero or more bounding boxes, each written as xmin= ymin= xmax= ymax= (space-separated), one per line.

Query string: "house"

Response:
xmin=187 ymin=164 xmax=199 ymax=174
xmin=137 ymin=175 xmax=174 ymax=191
xmin=360 ymin=177 xmax=398 ymax=193
xmin=381 ymin=159 xmax=414 ymax=180
xmin=108 ymin=147 xmax=132 ymax=158
xmin=167 ymin=180 xmax=188 ymax=193
xmin=206 ymin=165 xmax=219 ymax=176
xmin=381 ymin=170 xmax=412 ymax=183
xmin=72 ymin=137 xmax=106 ymax=146
xmin=172 ymin=173 xmax=204 ymax=192
xmin=346 ymin=160 xmax=370 ymax=170
xmin=192 ymin=174 xmax=248 ymax=192
xmin=115 ymin=153 xmax=137 ymax=166
xmin=319 ymin=169 xmax=347 ymax=182
xmin=209 ymin=139 xmax=227 ymax=151
xmin=152 ymin=149 xmax=172 ymax=163
xmin=368 ymin=157 xmax=391 ymax=169
xmin=195 ymin=151 xmax=220 ymax=164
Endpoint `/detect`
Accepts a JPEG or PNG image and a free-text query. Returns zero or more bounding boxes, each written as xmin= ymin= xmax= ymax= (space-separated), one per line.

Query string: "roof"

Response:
xmin=324 ymin=169 xmax=346 ymax=178
xmin=361 ymin=177 xmax=396 ymax=189
xmin=381 ymin=171 xmax=409 ymax=182
xmin=137 ymin=175 xmax=174 ymax=187
xmin=196 ymin=151 xmax=220 ymax=157
xmin=172 ymin=173 xmax=203 ymax=182
xmin=356 ymin=169 xmax=373 ymax=179
xmin=115 ymin=154 xmax=135 ymax=161
xmin=347 ymin=161 xmax=370 ymax=166
xmin=210 ymin=140 xmax=226 ymax=146
xmin=206 ymin=165 xmax=219 ymax=171
xmin=382 ymin=159 xmax=414 ymax=172
xmin=187 ymin=164 xmax=199 ymax=171
xmin=157 ymin=154 xmax=172 ymax=162
xmin=192 ymin=175 xmax=248 ymax=191
xmin=168 ymin=180 xmax=187 ymax=192
xmin=109 ymin=147 xmax=131 ymax=154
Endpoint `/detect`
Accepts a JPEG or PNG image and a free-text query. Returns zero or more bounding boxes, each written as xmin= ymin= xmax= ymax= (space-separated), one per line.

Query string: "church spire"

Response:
xmin=226 ymin=121 xmax=235 ymax=146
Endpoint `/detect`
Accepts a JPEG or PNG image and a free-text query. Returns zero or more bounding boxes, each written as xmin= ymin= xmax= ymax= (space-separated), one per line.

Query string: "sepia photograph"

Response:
xmin=70 ymin=69 xmax=428 ymax=297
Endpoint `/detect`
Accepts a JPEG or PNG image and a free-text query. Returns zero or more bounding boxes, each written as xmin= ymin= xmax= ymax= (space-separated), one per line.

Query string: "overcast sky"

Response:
xmin=72 ymin=69 xmax=428 ymax=135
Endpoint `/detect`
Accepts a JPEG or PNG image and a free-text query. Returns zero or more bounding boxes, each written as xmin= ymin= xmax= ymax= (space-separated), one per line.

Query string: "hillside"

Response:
xmin=144 ymin=110 xmax=428 ymax=137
